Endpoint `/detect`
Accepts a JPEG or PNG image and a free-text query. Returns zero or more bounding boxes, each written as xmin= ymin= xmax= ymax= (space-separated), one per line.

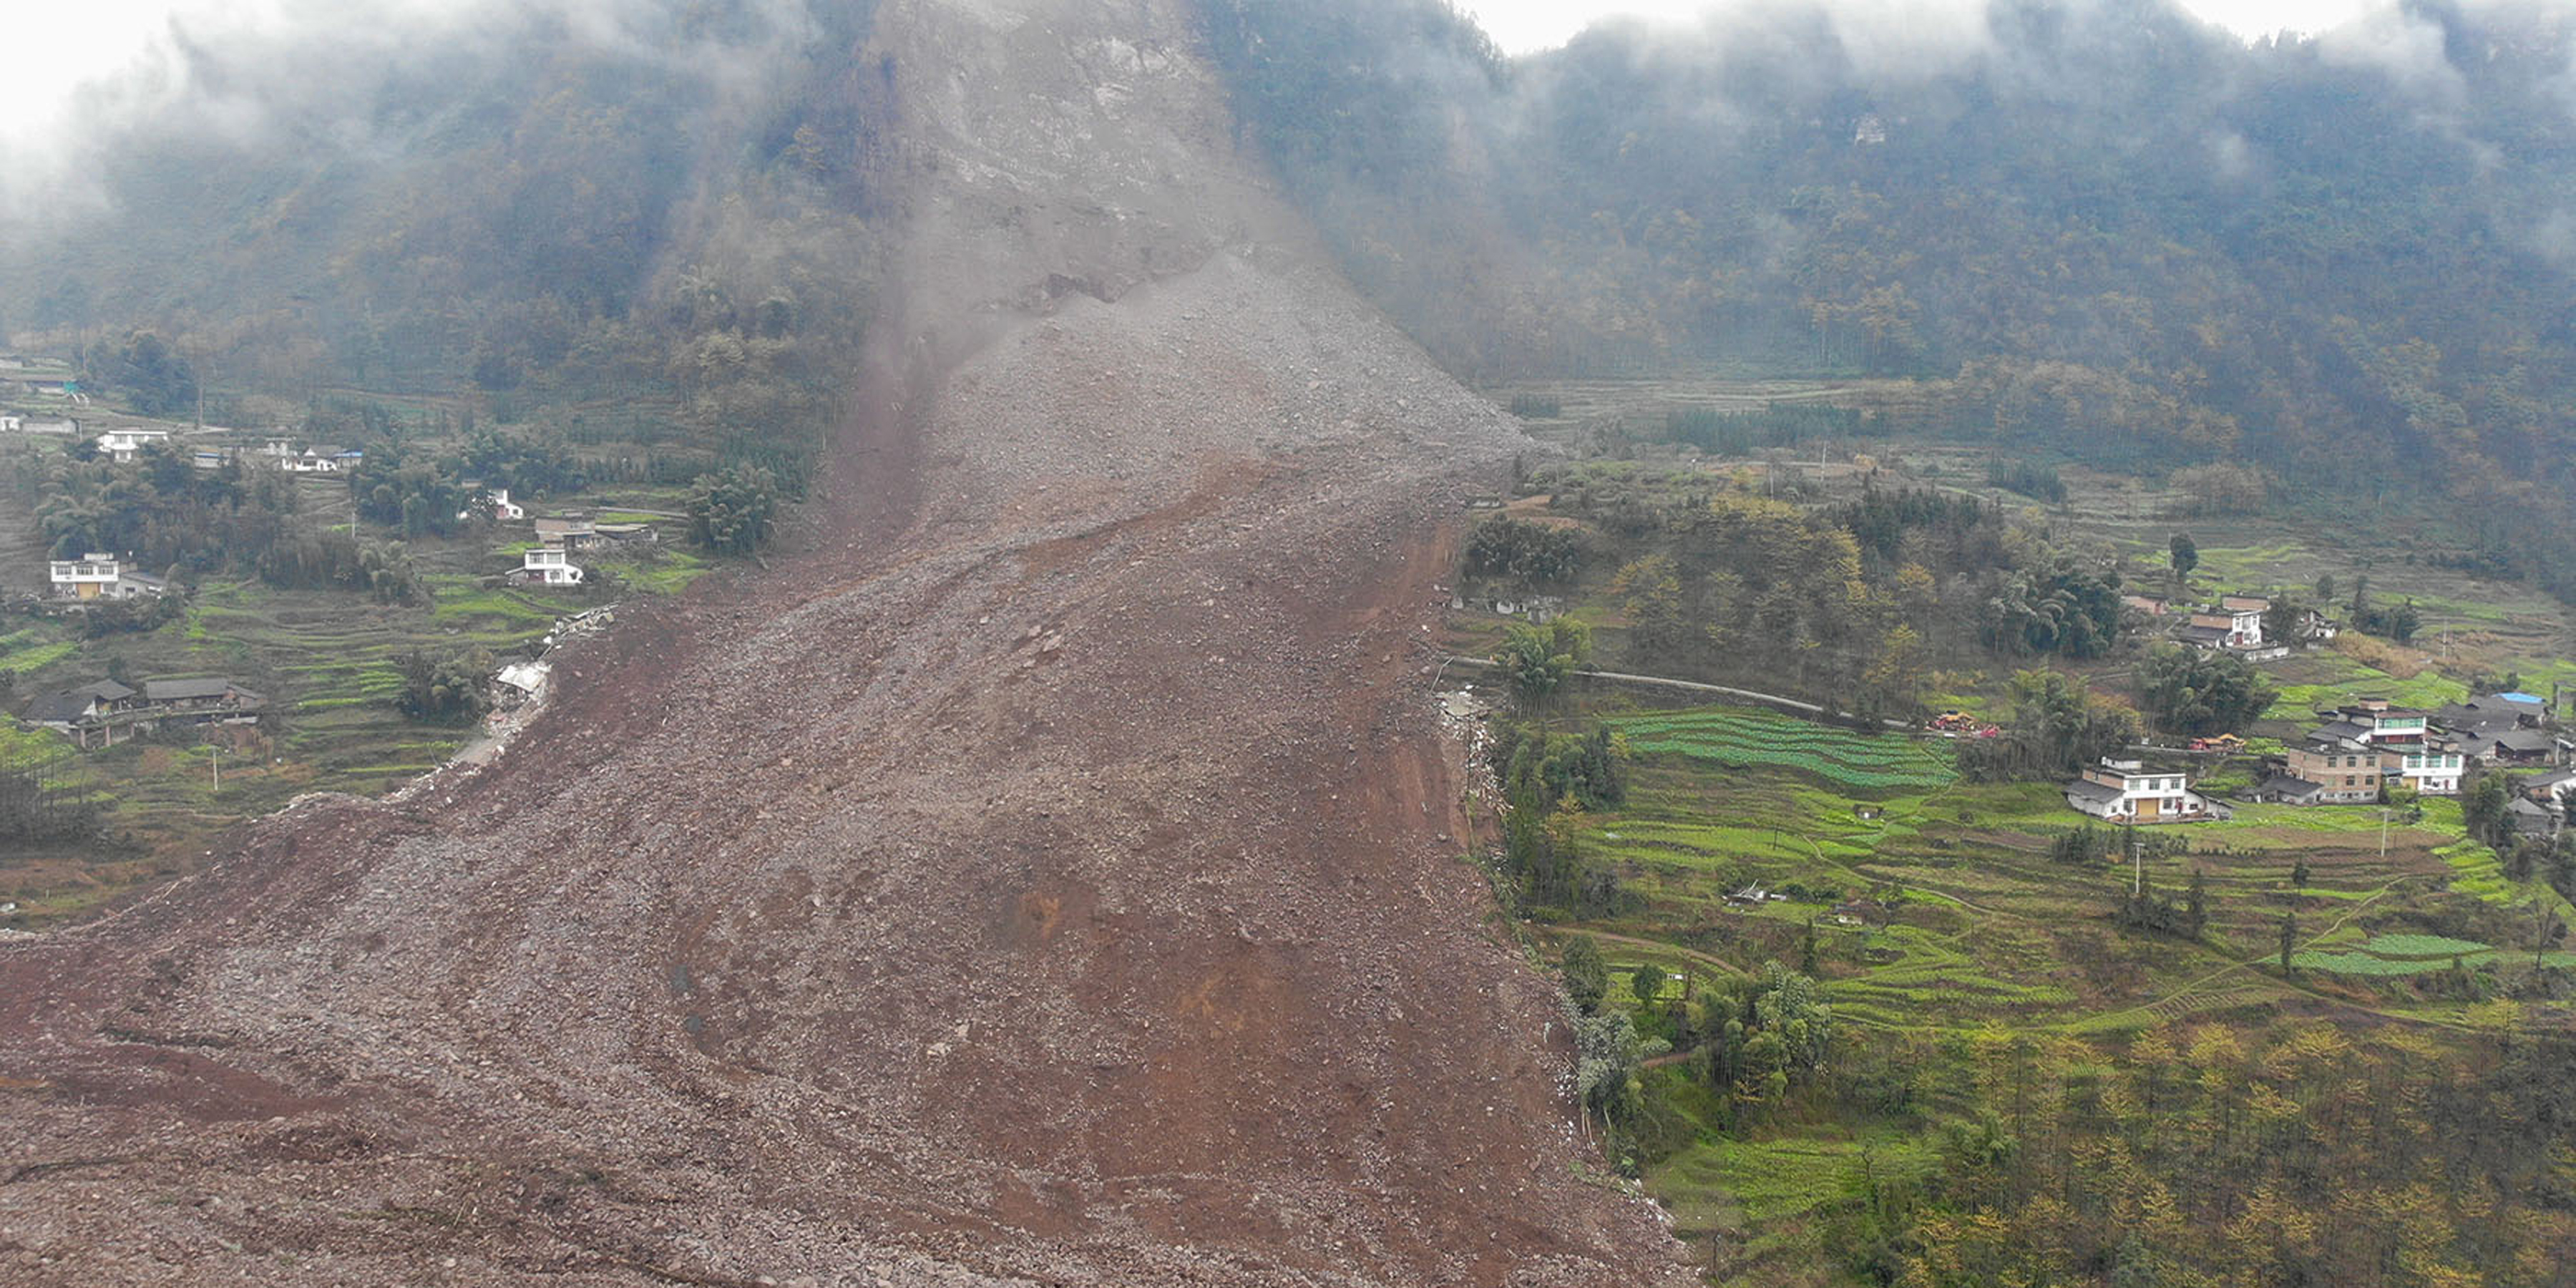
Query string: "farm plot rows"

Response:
xmin=2294 ymin=932 xmax=2576 ymax=976
xmin=1609 ymin=708 xmax=1957 ymax=791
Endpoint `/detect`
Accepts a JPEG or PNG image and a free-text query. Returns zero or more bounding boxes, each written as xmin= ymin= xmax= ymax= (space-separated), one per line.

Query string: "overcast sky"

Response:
xmin=1456 ymin=0 xmax=2373 ymax=52
xmin=0 ymin=0 xmax=2381 ymax=145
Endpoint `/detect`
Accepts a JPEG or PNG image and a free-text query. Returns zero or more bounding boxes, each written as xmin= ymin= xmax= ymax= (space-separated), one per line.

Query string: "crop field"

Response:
xmin=1548 ymin=692 xmax=2525 ymax=1165
xmin=0 ymin=626 xmax=77 ymax=674
xmin=1440 ymin=397 xmax=2576 ymax=1281
xmin=2293 ymin=931 xmax=2576 ymax=975
xmin=1606 ymin=708 xmax=1957 ymax=791
xmin=2257 ymin=649 xmax=2467 ymax=724
xmin=4 ymin=534 xmax=669 ymax=924
xmin=1654 ymin=1125 xmax=1941 ymax=1287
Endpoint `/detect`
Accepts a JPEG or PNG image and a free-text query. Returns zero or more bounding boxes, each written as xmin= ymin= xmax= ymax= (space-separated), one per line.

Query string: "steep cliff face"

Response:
xmin=0 ymin=4 xmax=1686 ymax=1284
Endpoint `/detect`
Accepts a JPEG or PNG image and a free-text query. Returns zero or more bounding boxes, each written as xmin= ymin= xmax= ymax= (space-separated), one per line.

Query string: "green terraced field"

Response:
xmin=2293 ymin=932 xmax=2576 ymax=976
xmin=1607 ymin=707 xmax=1958 ymax=791
xmin=2361 ymin=933 xmax=2492 ymax=958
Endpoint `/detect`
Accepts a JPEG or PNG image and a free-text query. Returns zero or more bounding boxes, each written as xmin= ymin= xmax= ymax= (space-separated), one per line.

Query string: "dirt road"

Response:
xmin=0 ymin=3 xmax=1686 ymax=1286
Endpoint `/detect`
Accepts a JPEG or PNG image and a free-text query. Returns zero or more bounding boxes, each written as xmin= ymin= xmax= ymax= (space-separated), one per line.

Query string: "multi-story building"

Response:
xmin=2279 ymin=738 xmax=2385 ymax=804
xmin=2064 ymin=759 xmax=2224 ymax=823
xmin=521 ymin=547 xmax=584 ymax=586
xmin=47 ymin=553 xmax=165 ymax=601
xmin=2379 ymin=741 xmax=2465 ymax=796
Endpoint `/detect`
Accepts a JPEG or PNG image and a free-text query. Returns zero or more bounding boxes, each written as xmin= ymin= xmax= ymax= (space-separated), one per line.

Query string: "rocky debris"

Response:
xmin=540 ymin=605 xmax=618 ymax=653
xmin=0 ymin=2 xmax=1689 ymax=1286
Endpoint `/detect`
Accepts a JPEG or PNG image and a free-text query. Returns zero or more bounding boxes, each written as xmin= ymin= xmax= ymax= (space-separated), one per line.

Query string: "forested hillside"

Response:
xmin=1 ymin=0 xmax=889 ymax=454
xmin=1201 ymin=0 xmax=2576 ymax=595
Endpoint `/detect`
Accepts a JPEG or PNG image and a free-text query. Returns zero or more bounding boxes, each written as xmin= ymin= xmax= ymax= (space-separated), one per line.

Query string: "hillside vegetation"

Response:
xmin=0 ymin=0 xmax=894 ymax=912
xmin=1204 ymin=0 xmax=2576 ymax=599
xmin=1 ymin=0 xmax=889 ymax=467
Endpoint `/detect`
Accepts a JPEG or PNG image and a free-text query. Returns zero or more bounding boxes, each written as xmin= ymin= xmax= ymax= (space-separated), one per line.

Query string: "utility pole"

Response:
xmin=2129 ymin=823 xmax=2141 ymax=896
xmin=2380 ymin=806 xmax=2390 ymax=861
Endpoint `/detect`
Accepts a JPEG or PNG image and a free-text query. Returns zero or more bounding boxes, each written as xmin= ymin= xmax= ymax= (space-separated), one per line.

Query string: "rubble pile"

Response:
xmin=0 ymin=2 xmax=1689 ymax=1285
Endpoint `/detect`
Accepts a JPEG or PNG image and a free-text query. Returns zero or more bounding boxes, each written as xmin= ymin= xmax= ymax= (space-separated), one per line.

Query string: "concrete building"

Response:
xmin=47 ymin=553 xmax=165 ymax=601
xmin=521 ymin=547 xmax=583 ymax=586
xmin=96 ymin=427 xmax=172 ymax=462
xmin=2065 ymin=759 xmax=2225 ymax=823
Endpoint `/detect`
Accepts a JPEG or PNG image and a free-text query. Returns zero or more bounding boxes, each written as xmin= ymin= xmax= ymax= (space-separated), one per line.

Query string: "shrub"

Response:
xmin=396 ymin=648 xmax=494 ymax=725
xmin=1464 ymin=515 xmax=1580 ymax=582
xmin=686 ymin=465 xmax=780 ymax=556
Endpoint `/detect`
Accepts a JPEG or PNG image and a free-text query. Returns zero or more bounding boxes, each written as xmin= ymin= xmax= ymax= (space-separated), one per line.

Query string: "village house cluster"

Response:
xmin=2121 ymin=590 xmax=2336 ymax=663
xmin=2066 ymin=689 xmax=2571 ymax=825
xmin=2255 ymin=695 xmax=2555 ymax=805
xmin=177 ymin=436 xmax=366 ymax=473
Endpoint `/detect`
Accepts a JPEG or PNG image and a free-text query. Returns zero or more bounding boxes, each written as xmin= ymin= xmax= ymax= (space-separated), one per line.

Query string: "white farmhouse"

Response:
xmin=522 ymin=547 xmax=583 ymax=586
xmin=48 ymin=553 xmax=166 ymax=601
xmin=286 ymin=445 xmax=351 ymax=473
xmin=2382 ymin=743 xmax=2466 ymax=796
xmin=460 ymin=487 xmax=527 ymax=522
xmin=96 ymin=427 xmax=172 ymax=462
xmin=2064 ymin=758 xmax=2225 ymax=824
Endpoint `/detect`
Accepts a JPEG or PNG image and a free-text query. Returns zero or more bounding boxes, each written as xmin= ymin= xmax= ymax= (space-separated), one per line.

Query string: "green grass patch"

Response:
xmin=1606 ymin=707 xmax=1957 ymax=791
xmin=2360 ymin=933 xmax=2492 ymax=958
xmin=0 ymin=638 xmax=77 ymax=674
xmin=618 ymin=549 xmax=713 ymax=594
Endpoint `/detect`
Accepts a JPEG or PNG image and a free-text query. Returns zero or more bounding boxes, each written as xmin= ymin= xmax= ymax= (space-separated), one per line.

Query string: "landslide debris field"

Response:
xmin=0 ymin=2 xmax=1684 ymax=1286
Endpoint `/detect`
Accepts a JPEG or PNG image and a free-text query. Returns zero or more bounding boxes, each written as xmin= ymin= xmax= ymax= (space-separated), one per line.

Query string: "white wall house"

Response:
xmin=2347 ymin=706 xmax=2429 ymax=743
xmin=48 ymin=553 xmax=165 ymax=601
xmin=458 ymin=487 xmax=522 ymax=522
xmin=49 ymin=554 xmax=122 ymax=599
xmin=522 ymin=547 xmax=583 ymax=586
xmin=96 ymin=428 xmax=172 ymax=462
xmin=0 ymin=415 xmax=21 ymax=432
xmin=286 ymin=445 xmax=356 ymax=473
xmin=2381 ymin=745 xmax=2464 ymax=796
xmin=2187 ymin=608 xmax=2264 ymax=648
xmin=2064 ymin=758 xmax=2223 ymax=823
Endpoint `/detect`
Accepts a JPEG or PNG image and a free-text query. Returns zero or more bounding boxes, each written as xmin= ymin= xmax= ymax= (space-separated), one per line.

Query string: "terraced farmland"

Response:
xmin=1608 ymin=707 xmax=1957 ymax=791
xmin=2293 ymin=932 xmax=2576 ymax=976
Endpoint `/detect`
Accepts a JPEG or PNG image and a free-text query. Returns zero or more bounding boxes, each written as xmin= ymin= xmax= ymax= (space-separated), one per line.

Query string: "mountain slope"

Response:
xmin=1204 ymin=0 xmax=2576 ymax=592
xmin=0 ymin=1 xmax=1684 ymax=1284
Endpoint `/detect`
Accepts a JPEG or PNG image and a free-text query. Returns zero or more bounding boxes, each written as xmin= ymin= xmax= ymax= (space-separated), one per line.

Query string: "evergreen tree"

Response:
xmin=2167 ymin=532 xmax=2197 ymax=580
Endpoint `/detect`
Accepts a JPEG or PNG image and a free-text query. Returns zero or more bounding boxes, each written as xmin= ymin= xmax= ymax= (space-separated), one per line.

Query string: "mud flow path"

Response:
xmin=0 ymin=2 xmax=1685 ymax=1284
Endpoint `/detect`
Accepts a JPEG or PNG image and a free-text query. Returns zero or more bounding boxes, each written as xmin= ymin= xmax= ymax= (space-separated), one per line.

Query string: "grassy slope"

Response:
xmin=1538 ymin=708 xmax=2542 ymax=1281
xmin=1 ymin=473 xmax=713 ymax=922
xmin=1444 ymin=429 xmax=2576 ymax=1279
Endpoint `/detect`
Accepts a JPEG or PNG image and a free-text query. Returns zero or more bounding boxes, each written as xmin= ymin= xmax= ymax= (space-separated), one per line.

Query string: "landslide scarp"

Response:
xmin=0 ymin=2 xmax=1686 ymax=1284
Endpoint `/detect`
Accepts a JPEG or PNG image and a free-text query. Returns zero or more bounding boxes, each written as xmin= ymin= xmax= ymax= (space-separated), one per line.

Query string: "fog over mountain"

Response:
xmin=13 ymin=3 xmax=2576 ymax=1284
xmin=1201 ymin=0 xmax=2576 ymax=590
